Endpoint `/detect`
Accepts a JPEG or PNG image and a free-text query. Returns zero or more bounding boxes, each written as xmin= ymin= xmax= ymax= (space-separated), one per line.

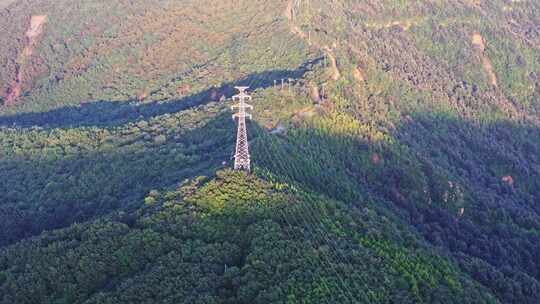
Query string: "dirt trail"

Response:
xmin=286 ymin=1 xmax=305 ymax=39
xmin=4 ymin=15 xmax=47 ymax=105
xmin=323 ymin=46 xmax=340 ymax=81
xmin=471 ymin=33 xmax=498 ymax=88
xmin=285 ymin=0 xmax=340 ymax=81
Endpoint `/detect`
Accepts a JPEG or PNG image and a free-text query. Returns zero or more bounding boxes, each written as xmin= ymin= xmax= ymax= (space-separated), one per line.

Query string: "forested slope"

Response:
xmin=0 ymin=0 xmax=539 ymax=303
xmin=0 ymin=171 xmax=497 ymax=303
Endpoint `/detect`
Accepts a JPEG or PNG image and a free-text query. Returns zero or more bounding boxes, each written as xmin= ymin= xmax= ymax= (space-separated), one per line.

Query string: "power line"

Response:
xmin=292 ymin=195 xmax=372 ymax=299
xmin=276 ymin=206 xmax=334 ymax=304
xmin=283 ymin=199 xmax=359 ymax=302
xmin=299 ymin=198 xmax=370 ymax=293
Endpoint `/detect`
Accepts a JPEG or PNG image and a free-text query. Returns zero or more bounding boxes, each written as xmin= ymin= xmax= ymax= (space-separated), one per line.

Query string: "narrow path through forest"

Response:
xmin=285 ymin=0 xmax=340 ymax=81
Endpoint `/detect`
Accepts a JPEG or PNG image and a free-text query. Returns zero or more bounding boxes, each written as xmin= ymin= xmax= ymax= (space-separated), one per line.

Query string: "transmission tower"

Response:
xmin=231 ymin=86 xmax=253 ymax=172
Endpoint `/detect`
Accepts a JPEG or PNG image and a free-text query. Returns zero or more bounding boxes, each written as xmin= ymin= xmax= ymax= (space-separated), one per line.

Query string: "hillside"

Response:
xmin=1 ymin=0 xmax=539 ymax=303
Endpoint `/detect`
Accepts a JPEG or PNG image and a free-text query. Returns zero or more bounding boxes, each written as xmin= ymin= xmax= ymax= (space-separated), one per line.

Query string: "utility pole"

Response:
xmin=288 ymin=78 xmax=292 ymax=93
xmin=231 ymin=86 xmax=253 ymax=172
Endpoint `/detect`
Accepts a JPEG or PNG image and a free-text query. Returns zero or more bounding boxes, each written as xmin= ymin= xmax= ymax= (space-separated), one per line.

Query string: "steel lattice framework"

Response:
xmin=232 ymin=86 xmax=253 ymax=172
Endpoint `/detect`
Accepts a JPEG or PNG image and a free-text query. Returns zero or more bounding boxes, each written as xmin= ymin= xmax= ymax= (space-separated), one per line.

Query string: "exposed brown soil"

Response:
xmin=352 ymin=66 xmax=365 ymax=83
xmin=471 ymin=33 xmax=498 ymax=88
xmin=4 ymin=15 xmax=47 ymax=105
xmin=291 ymin=105 xmax=317 ymax=125
xmin=323 ymin=46 xmax=341 ymax=81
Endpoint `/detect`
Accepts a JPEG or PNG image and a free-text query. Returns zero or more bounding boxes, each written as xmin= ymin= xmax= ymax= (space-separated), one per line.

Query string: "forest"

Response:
xmin=0 ymin=0 xmax=539 ymax=303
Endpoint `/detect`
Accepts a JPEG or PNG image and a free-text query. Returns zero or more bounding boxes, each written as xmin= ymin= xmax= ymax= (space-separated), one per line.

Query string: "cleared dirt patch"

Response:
xmin=471 ymin=33 xmax=485 ymax=51
xmin=471 ymin=33 xmax=498 ymax=88
xmin=352 ymin=66 xmax=365 ymax=83
xmin=4 ymin=15 xmax=47 ymax=105
xmin=27 ymin=16 xmax=47 ymax=39
xmin=24 ymin=15 xmax=47 ymax=56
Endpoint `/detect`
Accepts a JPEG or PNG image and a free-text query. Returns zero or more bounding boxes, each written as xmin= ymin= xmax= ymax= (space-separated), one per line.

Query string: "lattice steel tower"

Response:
xmin=232 ymin=86 xmax=253 ymax=172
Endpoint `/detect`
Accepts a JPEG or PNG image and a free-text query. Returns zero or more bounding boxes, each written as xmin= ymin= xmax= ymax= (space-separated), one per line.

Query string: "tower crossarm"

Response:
xmin=231 ymin=103 xmax=253 ymax=110
xmin=232 ymin=95 xmax=252 ymax=102
xmin=232 ymin=113 xmax=252 ymax=120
